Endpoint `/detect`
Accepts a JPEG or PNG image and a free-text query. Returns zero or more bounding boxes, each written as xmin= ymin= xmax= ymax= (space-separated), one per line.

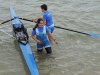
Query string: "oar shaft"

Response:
xmin=0 ymin=18 xmax=14 ymax=25
xmin=19 ymin=18 xmax=33 ymax=22
xmin=19 ymin=17 xmax=92 ymax=36
xmin=19 ymin=18 xmax=37 ymax=23
xmin=55 ymin=26 xmax=89 ymax=36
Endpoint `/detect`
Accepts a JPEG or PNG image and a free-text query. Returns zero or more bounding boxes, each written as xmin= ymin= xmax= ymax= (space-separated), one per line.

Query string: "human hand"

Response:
xmin=37 ymin=40 xmax=42 ymax=44
xmin=54 ymin=40 xmax=58 ymax=44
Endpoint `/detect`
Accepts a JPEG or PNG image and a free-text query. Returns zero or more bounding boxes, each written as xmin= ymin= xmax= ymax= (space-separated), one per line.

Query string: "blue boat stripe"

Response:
xmin=10 ymin=6 xmax=39 ymax=75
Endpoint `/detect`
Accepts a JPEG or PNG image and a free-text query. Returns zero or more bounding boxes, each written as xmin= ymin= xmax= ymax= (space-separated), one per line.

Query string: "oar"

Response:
xmin=0 ymin=29 xmax=16 ymax=39
xmin=19 ymin=18 xmax=37 ymax=23
xmin=56 ymin=26 xmax=100 ymax=37
xmin=0 ymin=18 xmax=14 ymax=25
xmin=19 ymin=18 xmax=100 ymax=38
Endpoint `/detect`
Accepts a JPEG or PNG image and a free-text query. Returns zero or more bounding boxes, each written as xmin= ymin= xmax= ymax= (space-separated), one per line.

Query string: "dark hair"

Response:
xmin=41 ymin=4 xmax=47 ymax=11
xmin=33 ymin=18 xmax=44 ymax=30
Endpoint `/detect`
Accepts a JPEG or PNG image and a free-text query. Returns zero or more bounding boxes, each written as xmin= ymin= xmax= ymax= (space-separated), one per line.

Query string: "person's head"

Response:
xmin=40 ymin=4 xmax=47 ymax=12
xmin=33 ymin=18 xmax=44 ymax=30
xmin=37 ymin=18 xmax=44 ymax=27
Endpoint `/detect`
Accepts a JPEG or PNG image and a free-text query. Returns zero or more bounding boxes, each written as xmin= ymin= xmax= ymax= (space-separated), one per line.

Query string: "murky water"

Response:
xmin=0 ymin=0 xmax=100 ymax=75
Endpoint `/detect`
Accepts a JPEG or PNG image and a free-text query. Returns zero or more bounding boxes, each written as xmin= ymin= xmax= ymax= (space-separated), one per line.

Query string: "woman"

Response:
xmin=31 ymin=18 xmax=58 ymax=54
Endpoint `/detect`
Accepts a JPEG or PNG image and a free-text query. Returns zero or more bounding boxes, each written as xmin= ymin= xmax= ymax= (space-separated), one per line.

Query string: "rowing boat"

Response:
xmin=10 ymin=6 xmax=39 ymax=75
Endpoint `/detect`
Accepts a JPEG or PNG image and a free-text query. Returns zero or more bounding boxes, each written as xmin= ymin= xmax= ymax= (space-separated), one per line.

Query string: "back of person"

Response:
xmin=43 ymin=11 xmax=53 ymax=26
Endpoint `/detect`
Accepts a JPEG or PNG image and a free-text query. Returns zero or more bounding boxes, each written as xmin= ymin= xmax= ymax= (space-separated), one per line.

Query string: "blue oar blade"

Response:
xmin=89 ymin=33 xmax=100 ymax=37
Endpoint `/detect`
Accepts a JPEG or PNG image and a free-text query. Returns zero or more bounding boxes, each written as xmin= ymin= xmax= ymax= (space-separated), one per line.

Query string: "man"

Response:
xmin=32 ymin=4 xmax=55 ymax=42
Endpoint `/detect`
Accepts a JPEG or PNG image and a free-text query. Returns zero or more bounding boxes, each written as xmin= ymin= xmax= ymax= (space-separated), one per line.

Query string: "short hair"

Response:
xmin=41 ymin=4 xmax=47 ymax=11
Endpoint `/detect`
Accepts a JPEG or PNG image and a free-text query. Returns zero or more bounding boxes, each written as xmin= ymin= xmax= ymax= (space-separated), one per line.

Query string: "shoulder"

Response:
xmin=44 ymin=26 xmax=48 ymax=29
xmin=43 ymin=26 xmax=48 ymax=30
xmin=45 ymin=26 xmax=48 ymax=29
xmin=47 ymin=11 xmax=52 ymax=14
xmin=43 ymin=12 xmax=47 ymax=16
xmin=44 ymin=11 xmax=50 ymax=15
xmin=32 ymin=29 xmax=36 ymax=35
xmin=32 ymin=29 xmax=35 ymax=32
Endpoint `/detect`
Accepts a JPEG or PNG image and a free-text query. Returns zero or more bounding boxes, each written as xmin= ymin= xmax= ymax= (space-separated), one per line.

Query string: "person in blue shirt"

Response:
xmin=31 ymin=18 xmax=58 ymax=54
xmin=32 ymin=4 xmax=55 ymax=42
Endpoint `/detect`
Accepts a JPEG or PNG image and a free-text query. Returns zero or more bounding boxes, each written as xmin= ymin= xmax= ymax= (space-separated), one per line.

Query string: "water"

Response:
xmin=0 ymin=0 xmax=100 ymax=75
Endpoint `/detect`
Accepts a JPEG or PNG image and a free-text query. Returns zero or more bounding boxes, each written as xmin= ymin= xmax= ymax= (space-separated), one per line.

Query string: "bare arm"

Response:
xmin=31 ymin=34 xmax=41 ymax=44
xmin=48 ymin=32 xmax=58 ymax=44
xmin=32 ymin=17 xmax=46 ymax=25
xmin=43 ymin=20 xmax=46 ymax=25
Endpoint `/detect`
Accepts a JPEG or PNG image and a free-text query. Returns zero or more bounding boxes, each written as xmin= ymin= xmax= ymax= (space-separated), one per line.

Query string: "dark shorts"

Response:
xmin=45 ymin=47 xmax=52 ymax=54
